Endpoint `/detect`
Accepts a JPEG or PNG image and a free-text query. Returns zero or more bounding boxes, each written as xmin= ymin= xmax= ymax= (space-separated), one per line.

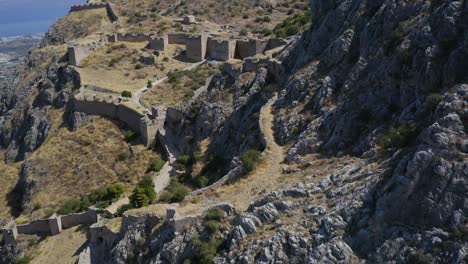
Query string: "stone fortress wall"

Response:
xmin=69 ymin=2 xmax=118 ymax=22
xmin=2 ymin=210 xmax=101 ymax=244
xmin=67 ymin=28 xmax=286 ymax=66
xmin=72 ymin=90 xmax=171 ymax=147
xmin=68 ymin=35 xmax=108 ymax=66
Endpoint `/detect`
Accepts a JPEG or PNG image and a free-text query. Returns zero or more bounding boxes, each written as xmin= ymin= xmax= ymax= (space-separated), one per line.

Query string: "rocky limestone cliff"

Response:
xmin=93 ymin=0 xmax=467 ymax=263
xmin=0 ymin=0 xmax=466 ymax=263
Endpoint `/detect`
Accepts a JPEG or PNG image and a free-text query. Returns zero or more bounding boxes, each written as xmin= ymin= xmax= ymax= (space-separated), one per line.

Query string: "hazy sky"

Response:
xmin=0 ymin=0 xmax=85 ymax=36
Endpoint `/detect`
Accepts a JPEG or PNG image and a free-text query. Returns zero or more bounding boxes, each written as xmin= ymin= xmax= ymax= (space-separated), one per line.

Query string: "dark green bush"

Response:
xmin=206 ymin=208 xmax=224 ymax=221
xmin=192 ymin=237 xmax=223 ymax=264
xmin=147 ymin=80 xmax=152 ymax=88
xmin=130 ymin=175 xmax=156 ymax=208
xmin=58 ymin=198 xmax=91 ymax=215
xmin=176 ymin=155 xmax=191 ymax=166
xmin=377 ymin=123 xmax=418 ymax=149
xmin=241 ymin=149 xmax=262 ymax=172
xmin=116 ymin=204 xmax=133 ymax=216
xmin=205 ymin=220 xmax=221 ymax=234
xmin=195 ymin=175 xmax=209 ymax=188
xmin=124 ymin=130 xmax=136 ymax=142
xmin=117 ymin=152 xmax=129 ymax=161
xmin=97 ymin=200 xmax=110 ymax=209
xmin=273 ymin=11 xmax=311 ymax=38
xmin=135 ymin=63 xmax=143 ymax=70
xmin=15 ymin=256 xmax=32 ymax=264
xmin=121 ymin=90 xmax=132 ymax=98
xmin=158 ymin=177 xmax=190 ymax=203
xmin=424 ymin=93 xmax=443 ymax=113
xmin=147 ymin=157 xmax=165 ymax=173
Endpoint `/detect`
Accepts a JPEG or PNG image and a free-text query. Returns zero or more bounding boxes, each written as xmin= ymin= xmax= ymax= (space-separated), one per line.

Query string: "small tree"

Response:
xmin=147 ymin=80 xmax=153 ymax=88
xmin=130 ymin=175 xmax=156 ymax=208
xmin=121 ymin=90 xmax=132 ymax=98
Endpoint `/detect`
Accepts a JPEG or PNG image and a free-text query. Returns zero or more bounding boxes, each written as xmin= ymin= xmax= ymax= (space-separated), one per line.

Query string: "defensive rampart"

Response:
xmin=207 ymin=37 xmax=236 ymax=61
xmin=69 ymin=3 xmax=118 ymax=22
xmin=68 ymin=37 xmax=108 ymax=66
xmin=2 ymin=209 xmax=102 ymax=244
xmin=72 ymin=90 xmax=162 ymax=146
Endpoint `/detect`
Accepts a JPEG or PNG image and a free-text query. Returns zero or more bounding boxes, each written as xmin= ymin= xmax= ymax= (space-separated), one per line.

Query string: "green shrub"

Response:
xmin=15 ymin=256 xmax=32 ymax=264
xmin=241 ymin=149 xmax=262 ymax=172
xmin=377 ymin=123 xmax=418 ymax=149
xmin=424 ymin=93 xmax=443 ymax=113
xmin=273 ymin=11 xmax=311 ymax=38
xmin=192 ymin=237 xmax=223 ymax=264
xmin=147 ymin=80 xmax=152 ymax=88
xmin=158 ymin=178 xmax=190 ymax=203
xmin=135 ymin=63 xmax=143 ymax=70
xmin=117 ymin=152 xmax=129 ymax=161
xmin=205 ymin=220 xmax=221 ymax=234
xmin=130 ymin=175 xmax=156 ymax=208
xmin=206 ymin=208 xmax=224 ymax=221
xmin=97 ymin=200 xmax=110 ymax=209
xmin=107 ymin=182 xmax=124 ymax=201
xmin=239 ymin=28 xmax=248 ymax=36
xmin=383 ymin=21 xmax=410 ymax=54
xmin=176 ymin=155 xmax=191 ymax=166
xmin=116 ymin=204 xmax=133 ymax=216
xmin=58 ymin=198 xmax=90 ymax=215
xmin=124 ymin=130 xmax=136 ymax=141
xmin=147 ymin=157 xmax=165 ymax=172
xmin=263 ymin=16 xmax=271 ymax=22
xmin=33 ymin=202 xmax=41 ymax=211
xmin=121 ymin=90 xmax=132 ymax=98
xmin=195 ymin=175 xmax=209 ymax=188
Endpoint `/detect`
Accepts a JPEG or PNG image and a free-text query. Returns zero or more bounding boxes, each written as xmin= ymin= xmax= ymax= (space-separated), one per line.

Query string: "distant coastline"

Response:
xmin=0 ymin=0 xmax=85 ymax=38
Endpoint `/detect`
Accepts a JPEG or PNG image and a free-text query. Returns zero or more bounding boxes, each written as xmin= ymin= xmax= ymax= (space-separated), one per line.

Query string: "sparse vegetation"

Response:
xmin=273 ymin=11 xmax=311 ymax=38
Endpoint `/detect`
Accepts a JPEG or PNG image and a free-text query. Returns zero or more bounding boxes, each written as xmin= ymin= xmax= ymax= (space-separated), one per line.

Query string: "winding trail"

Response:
xmin=182 ymin=93 xmax=287 ymax=211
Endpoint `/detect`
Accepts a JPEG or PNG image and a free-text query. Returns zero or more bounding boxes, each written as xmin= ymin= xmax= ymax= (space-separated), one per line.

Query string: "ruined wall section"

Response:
xmin=207 ymin=37 xmax=236 ymax=61
xmin=167 ymin=33 xmax=189 ymax=45
xmin=186 ymin=34 xmax=208 ymax=62
xmin=72 ymin=91 xmax=159 ymax=146
xmin=68 ymin=37 xmax=107 ymax=66
xmin=70 ymin=3 xmax=118 ymax=22
xmin=235 ymin=39 xmax=268 ymax=59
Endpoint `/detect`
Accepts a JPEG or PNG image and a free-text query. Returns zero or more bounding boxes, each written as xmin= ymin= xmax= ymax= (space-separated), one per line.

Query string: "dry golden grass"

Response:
xmin=26 ymin=109 xmax=161 ymax=213
xmin=111 ymin=0 xmax=307 ymax=38
xmin=78 ymin=42 xmax=192 ymax=94
xmin=26 ymin=225 xmax=88 ymax=264
xmin=142 ymin=65 xmax=217 ymax=107
xmin=0 ymin=154 xmax=20 ymax=220
xmin=52 ymin=8 xmax=111 ymax=42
